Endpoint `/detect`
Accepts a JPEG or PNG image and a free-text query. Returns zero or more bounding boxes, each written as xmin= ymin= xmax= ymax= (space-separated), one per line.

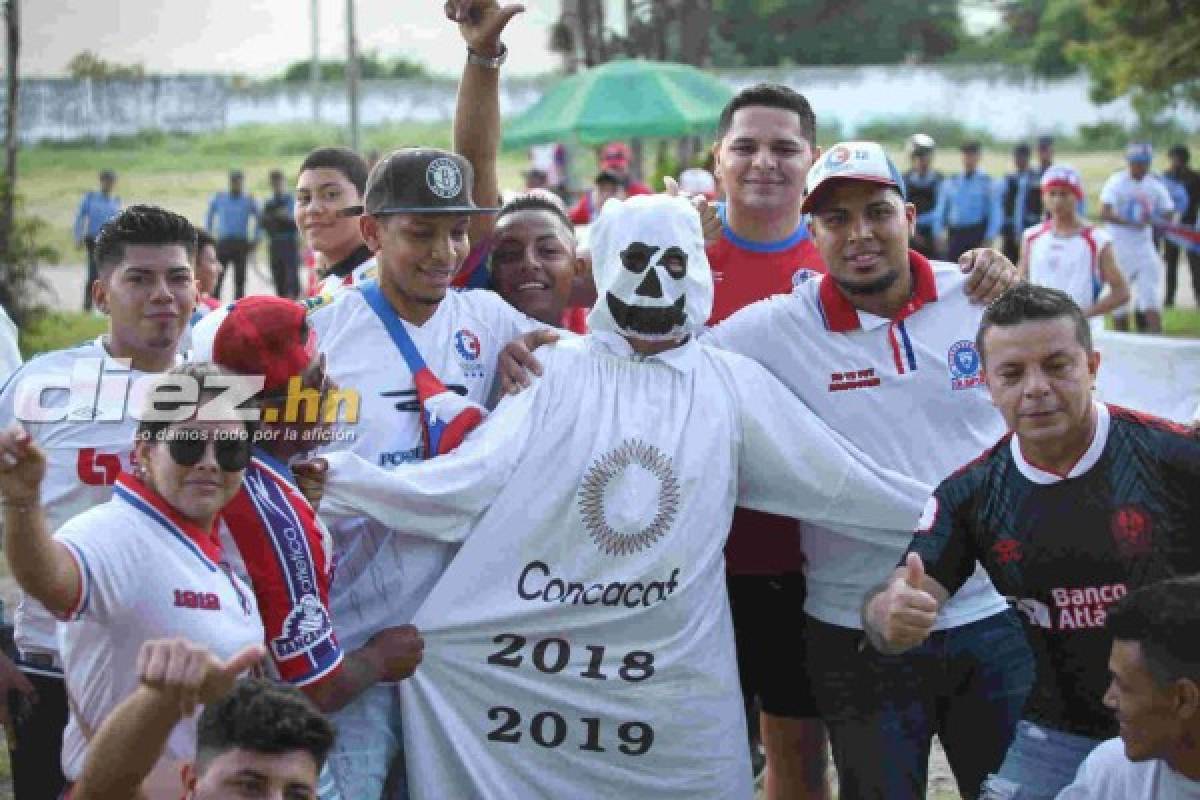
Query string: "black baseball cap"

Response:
xmin=960 ymin=140 xmax=982 ymax=153
xmin=364 ymin=148 xmax=497 ymax=216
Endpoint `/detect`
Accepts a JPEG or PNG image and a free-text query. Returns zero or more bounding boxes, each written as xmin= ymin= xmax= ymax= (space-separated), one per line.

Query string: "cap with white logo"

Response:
xmin=1125 ymin=142 xmax=1153 ymax=164
xmin=364 ymin=147 xmax=497 ymax=215
xmin=802 ymin=141 xmax=906 ymax=214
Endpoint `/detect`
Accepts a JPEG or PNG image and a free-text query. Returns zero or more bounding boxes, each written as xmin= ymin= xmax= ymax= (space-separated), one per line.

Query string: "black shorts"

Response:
xmin=727 ymin=572 xmax=819 ymax=719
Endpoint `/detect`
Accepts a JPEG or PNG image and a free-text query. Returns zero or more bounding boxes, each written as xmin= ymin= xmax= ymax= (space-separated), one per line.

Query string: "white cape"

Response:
xmin=323 ymin=334 xmax=930 ymax=800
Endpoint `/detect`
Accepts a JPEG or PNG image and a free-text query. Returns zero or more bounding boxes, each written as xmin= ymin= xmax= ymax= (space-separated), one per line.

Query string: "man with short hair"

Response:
xmin=0 ymin=205 xmax=199 ymax=799
xmin=1058 ymin=577 xmax=1200 ymax=798
xmin=1002 ymin=143 xmax=1043 ymax=263
xmin=309 ymin=144 xmax=541 ymax=797
xmin=1100 ymin=143 xmax=1175 ymax=333
xmin=598 ymin=141 xmax=652 ymax=195
xmin=206 ymin=170 xmax=260 ymax=300
xmin=865 ymin=283 xmax=1200 ymax=798
xmin=489 ymin=193 xmax=587 ymax=330
xmin=1163 ymin=144 xmax=1200 ymax=308
xmin=936 ymin=140 xmax=1003 ymax=260
xmin=74 ymin=169 xmax=122 ymax=311
xmin=904 ymin=133 xmax=943 ymax=259
xmin=296 ymin=146 xmax=377 ymax=306
xmin=73 ymin=638 xmax=335 ymax=800
xmin=708 ymin=142 xmax=1031 ymax=799
xmin=262 ymin=168 xmax=301 ymax=299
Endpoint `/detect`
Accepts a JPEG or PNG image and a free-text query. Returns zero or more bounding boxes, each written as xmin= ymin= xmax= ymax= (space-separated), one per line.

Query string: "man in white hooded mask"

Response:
xmin=317 ymin=194 xmax=932 ymax=799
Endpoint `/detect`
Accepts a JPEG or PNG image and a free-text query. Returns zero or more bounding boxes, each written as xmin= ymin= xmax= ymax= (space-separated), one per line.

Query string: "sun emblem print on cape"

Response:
xmin=577 ymin=439 xmax=681 ymax=556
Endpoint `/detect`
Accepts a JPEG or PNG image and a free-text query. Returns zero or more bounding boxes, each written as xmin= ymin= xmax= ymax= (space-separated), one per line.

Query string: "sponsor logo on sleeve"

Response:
xmin=272 ymin=594 xmax=334 ymax=660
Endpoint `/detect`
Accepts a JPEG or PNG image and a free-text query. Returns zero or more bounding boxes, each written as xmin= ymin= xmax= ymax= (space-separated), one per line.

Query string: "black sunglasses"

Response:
xmin=164 ymin=432 xmax=252 ymax=472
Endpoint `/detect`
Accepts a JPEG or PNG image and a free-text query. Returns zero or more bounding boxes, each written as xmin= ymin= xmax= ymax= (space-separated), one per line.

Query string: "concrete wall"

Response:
xmin=6 ymin=65 xmax=1198 ymax=144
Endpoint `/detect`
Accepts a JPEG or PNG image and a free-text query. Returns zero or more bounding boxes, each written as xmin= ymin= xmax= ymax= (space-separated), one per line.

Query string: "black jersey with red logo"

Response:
xmin=907 ymin=403 xmax=1200 ymax=738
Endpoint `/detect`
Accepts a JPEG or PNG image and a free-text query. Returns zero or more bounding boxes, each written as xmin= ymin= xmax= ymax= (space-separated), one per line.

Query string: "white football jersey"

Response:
xmin=707 ymin=254 xmax=1010 ymax=629
xmin=1100 ymin=170 xmax=1173 ymax=280
xmin=0 ymin=338 xmax=165 ymax=657
xmin=56 ymin=475 xmax=263 ymax=782
xmin=320 ymin=333 xmax=929 ymax=799
xmin=310 ymin=287 xmax=540 ymax=652
xmin=1025 ymin=222 xmax=1112 ymax=327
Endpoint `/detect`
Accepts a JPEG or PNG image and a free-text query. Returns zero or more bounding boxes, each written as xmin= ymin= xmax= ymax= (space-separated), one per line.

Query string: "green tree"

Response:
xmin=710 ymin=0 xmax=964 ymax=66
xmin=280 ymin=53 xmax=427 ymax=82
xmin=66 ymin=50 xmax=145 ymax=80
xmin=961 ymin=0 xmax=1091 ymax=77
xmin=1069 ymin=0 xmax=1200 ymax=108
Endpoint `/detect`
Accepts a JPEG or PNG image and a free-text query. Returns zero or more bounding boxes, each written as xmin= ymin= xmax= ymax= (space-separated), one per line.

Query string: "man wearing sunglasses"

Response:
xmin=0 ymin=205 xmax=198 ymax=800
xmin=194 ymin=296 xmax=425 ymax=723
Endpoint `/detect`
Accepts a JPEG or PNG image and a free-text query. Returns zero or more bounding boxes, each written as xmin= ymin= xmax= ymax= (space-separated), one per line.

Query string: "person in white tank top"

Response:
xmin=1019 ymin=165 xmax=1130 ymax=335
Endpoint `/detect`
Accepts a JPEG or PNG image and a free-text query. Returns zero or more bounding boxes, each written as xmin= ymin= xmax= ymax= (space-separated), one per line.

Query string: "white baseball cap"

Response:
xmin=802 ymin=141 xmax=907 ymax=214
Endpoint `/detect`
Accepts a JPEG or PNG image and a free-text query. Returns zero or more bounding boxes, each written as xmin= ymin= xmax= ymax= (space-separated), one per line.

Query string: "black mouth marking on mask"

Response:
xmin=605 ymin=293 xmax=687 ymax=335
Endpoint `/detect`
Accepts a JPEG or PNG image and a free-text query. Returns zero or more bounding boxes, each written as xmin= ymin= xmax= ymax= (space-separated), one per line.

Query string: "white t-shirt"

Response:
xmin=1100 ymin=170 xmax=1173 ymax=257
xmin=0 ymin=338 xmax=161 ymax=657
xmin=1058 ymin=738 xmax=1200 ymax=799
xmin=320 ymin=333 xmax=929 ymax=799
xmin=706 ymin=256 xmax=1009 ymax=629
xmin=55 ymin=475 xmax=263 ymax=782
xmin=1024 ymin=221 xmax=1112 ymax=329
xmin=310 ymin=286 xmax=540 ymax=652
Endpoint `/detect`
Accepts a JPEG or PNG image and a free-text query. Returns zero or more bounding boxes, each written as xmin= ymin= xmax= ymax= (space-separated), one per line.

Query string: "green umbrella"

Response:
xmin=503 ymin=59 xmax=734 ymax=148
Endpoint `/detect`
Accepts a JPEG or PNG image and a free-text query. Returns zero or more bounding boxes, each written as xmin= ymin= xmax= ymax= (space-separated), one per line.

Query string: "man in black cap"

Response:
xmin=1164 ymin=145 xmax=1200 ymax=308
xmin=936 ymin=140 xmax=1002 ymax=261
xmin=1001 ymin=143 xmax=1043 ymax=263
xmin=205 ymin=169 xmax=260 ymax=300
xmin=307 ymin=145 xmax=543 ymax=799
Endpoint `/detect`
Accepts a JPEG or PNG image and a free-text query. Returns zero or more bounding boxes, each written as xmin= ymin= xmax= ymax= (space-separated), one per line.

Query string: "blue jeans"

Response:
xmin=980 ymin=721 xmax=1104 ymax=799
xmin=806 ymin=610 xmax=1034 ymax=800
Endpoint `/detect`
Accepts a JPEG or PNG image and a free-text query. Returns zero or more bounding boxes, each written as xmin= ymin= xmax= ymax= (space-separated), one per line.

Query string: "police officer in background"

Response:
xmin=904 ymin=134 xmax=943 ymax=259
xmin=1001 ymin=143 xmax=1044 ymax=263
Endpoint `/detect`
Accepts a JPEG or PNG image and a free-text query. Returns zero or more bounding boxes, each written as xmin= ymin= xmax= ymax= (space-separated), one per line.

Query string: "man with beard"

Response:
xmin=705 ymin=143 xmax=1033 ymax=799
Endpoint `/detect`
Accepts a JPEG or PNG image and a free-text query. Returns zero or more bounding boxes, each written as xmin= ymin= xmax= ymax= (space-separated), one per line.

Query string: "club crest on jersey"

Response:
xmin=577 ymin=438 xmax=680 ymax=556
xmin=271 ymin=594 xmax=334 ymax=659
xmin=947 ymin=340 xmax=983 ymax=390
xmin=426 ymin=157 xmax=463 ymax=199
xmin=454 ymin=329 xmax=485 ymax=379
xmin=1111 ymin=505 xmax=1153 ymax=558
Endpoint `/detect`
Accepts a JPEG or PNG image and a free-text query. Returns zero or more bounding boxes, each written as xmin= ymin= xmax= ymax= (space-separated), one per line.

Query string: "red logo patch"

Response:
xmin=1111 ymin=506 xmax=1153 ymax=557
xmin=992 ymin=539 xmax=1022 ymax=565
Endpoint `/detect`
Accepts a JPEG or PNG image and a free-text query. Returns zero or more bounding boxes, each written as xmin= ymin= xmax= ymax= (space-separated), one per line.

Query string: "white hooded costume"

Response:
xmin=321 ymin=195 xmax=932 ymax=799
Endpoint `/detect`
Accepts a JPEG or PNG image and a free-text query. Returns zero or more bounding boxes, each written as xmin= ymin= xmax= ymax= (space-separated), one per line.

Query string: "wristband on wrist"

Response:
xmin=467 ymin=43 xmax=507 ymax=69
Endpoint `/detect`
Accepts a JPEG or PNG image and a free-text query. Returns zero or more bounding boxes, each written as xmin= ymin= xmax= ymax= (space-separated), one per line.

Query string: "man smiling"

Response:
xmin=865 ymin=284 xmax=1200 ymax=798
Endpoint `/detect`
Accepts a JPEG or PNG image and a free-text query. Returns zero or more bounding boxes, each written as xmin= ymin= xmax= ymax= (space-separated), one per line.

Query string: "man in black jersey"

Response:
xmin=863 ymin=284 xmax=1200 ymax=800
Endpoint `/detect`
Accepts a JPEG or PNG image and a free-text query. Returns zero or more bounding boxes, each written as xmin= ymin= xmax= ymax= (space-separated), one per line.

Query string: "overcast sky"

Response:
xmin=25 ymin=1 xmax=999 ymax=79
xmin=25 ymin=0 xmax=566 ymax=78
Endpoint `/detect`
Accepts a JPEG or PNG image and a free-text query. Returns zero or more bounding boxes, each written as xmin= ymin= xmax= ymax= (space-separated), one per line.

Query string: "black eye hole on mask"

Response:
xmin=659 ymin=246 xmax=688 ymax=279
xmin=621 ymin=242 xmax=659 ymax=274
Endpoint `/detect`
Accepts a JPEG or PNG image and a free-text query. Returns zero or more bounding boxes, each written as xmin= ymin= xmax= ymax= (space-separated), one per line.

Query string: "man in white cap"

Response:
xmin=315 ymin=193 xmax=932 ymax=799
xmin=1100 ymin=142 xmax=1175 ymax=333
xmin=705 ymin=141 xmax=1033 ymax=799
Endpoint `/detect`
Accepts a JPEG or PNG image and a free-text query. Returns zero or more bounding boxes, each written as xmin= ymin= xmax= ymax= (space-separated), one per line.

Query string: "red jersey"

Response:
xmin=707 ymin=204 xmax=827 ymax=574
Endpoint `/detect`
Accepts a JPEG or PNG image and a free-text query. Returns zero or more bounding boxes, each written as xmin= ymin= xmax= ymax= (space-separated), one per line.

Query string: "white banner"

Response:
xmin=1093 ymin=331 xmax=1200 ymax=424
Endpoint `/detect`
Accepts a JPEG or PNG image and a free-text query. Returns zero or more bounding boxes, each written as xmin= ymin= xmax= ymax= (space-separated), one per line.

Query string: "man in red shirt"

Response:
xmin=707 ymin=83 xmax=832 ymax=800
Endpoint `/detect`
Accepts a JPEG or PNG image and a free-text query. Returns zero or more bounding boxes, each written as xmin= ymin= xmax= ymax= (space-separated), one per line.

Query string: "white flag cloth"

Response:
xmin=322 ymin=333 xmax=930 ymax=799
